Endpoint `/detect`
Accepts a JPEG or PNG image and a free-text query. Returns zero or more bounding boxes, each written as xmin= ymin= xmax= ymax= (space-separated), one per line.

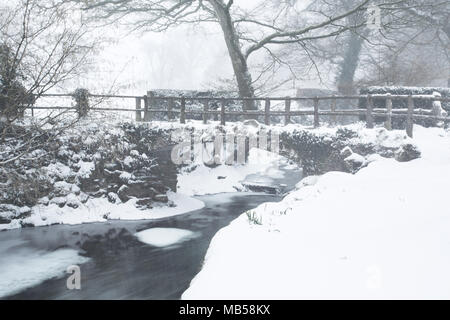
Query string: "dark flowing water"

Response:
xmin=0 ymin=193 xmax=279 ymax=299
xmin=1 ymin=193 xmax=281 ymax=300
xmin=1 ymin=164 xmax=302 ymax=300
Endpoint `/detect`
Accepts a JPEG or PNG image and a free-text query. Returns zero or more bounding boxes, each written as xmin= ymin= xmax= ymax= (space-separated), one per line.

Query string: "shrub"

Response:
xmin=72 ymin=88 xmax=90 ymax=118
xmin=246 ymin=210 xmax=263 ymax=225
xmin=0 ymin=44 xmax=34 ymax=119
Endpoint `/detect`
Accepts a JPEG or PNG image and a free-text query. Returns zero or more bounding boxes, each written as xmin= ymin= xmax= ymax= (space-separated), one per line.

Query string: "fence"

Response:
xmin=28 ymin=91 xmax=450 ymax=138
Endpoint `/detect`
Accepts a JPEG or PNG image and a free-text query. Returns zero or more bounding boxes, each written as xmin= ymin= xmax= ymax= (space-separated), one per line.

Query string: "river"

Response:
xmin=0 ymin=166 xmax=301 ymax=299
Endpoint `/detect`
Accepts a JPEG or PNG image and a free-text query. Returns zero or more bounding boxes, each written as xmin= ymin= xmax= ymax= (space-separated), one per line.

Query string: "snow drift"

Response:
xmin=183 ymin=126 xmax=450 ymax=299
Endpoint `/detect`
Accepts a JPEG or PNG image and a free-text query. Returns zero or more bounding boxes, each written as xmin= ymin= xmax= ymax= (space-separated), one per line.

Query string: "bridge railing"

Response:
xmin=26 ymin=92 xmax=450 ymax=138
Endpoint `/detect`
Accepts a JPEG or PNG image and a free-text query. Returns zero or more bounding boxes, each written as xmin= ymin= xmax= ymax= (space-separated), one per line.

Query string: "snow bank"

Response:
xmin=1 ymin=192 xmax=204 ymax=230
xmin=0 ymin=119 xmax=413 ymax=230
xmin=183 ymin=126 xmax=450 ymax=299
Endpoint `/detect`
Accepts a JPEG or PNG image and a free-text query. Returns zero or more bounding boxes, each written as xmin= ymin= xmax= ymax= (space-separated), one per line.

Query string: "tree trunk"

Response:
xmin=210 ymin=0 xmax=256 ymax=111
xmin=442 ymin=24 xmax=450 ymax=87
xmin=336 ymin=31 xmax=364 ymax=95
xmin=335 ymin=5 xmax=368 ymax=95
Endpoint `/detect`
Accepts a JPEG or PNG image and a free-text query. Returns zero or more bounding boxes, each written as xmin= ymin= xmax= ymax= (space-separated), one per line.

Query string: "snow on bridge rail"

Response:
xmin=29 ymin=92 xmax=450 ymax=138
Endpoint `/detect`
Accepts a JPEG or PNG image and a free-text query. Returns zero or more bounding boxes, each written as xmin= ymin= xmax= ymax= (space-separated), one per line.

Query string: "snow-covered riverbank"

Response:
xmin=0 ymin=119 xmax=423 ymax=231
xmin=0 ymin=119 xmax=301 ymax=230
xmin=183 ymin=126 xmax=450 ymax=299
xmin=15 ymin=192 xmax=204 ymax=229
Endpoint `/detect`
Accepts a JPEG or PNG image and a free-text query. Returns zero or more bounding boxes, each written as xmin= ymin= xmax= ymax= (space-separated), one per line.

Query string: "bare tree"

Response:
xmin=340 ymin=0 xmax=448 ymax=90
xmin=333 ymin=0 xmax=370 ymax=94
xmin=356 ymin=28 xmax=450 ymax=87
xmin=394 ymin=0 xmax=450 ymax=85
xmin=279 ymin=0 xmax=449 ymax=93
xmin=0 ymin=0 xmax=100 ymax=163
xmin=350 ymin=0 xmax=449 ymax=87
xmin=55 ymin=0 xmax=390 ymax=109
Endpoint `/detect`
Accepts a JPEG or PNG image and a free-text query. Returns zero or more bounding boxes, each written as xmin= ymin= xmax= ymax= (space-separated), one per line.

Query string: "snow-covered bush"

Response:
xmin=360 ymin=86 xmax=450 ymax=110
xmin=72 ymin=88 xmax=90 ymax=118
xmin=279 ymin=125 xmax=419 ymax=176
xmin=395 ymin=143 xmax=421 ymax=162
xmin=0 ymin=119 xmax=178 ymax=226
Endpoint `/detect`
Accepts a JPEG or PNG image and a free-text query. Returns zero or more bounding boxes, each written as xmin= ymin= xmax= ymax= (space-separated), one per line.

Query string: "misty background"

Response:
xmin=1 ymin=0 xmax=449 ymax=98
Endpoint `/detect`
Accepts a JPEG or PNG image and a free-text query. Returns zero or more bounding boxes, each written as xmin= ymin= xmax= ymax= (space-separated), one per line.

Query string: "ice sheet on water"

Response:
xmin=135 ymin=228 xmax=199 ymax=248
xmin=0 ymin=242 xmax=89 ymax=298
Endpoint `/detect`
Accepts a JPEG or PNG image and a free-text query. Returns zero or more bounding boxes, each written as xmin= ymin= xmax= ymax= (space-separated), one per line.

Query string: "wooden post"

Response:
xmin=180 ymin=97 xmax=186 ymax=124
xmin=284 ymin=98 xmax=291 ymax=125
xmin=432 ymin=92 xmax=442 ymax=127
xmin=242 ymin=100 xmax=247 ymax=121
xmin=144 ymin=91 xmax=153 ymax=121
xmin=330 ymin=95 xmax=337 ymax=125
xmin=143 ymin=95 xmax=149 ymax=121
xmin=220 ymin=98 xmax=226 ymax=126
xmin=385 ymin=94 xmax=392 ymax=130
xmin=313 ymin=97 xmax=319 ymax=128
xmin=366 ymin=94 xmax=374 ymax=129
xmin=265 ymin=98 xmax=270 ymax=125
xmin=168 ymin=98 xmax=174 ymax=120
xmin=406 ymin=95 xmax=414 ymax=138
xmin=74 ymin=89 xmax=90 ymax=118
xmin=203 ymin=99 xmax=209 ymax=124
xmin=135 ymin=97 xmax=141 ymax=122
xmin=30 ymin=93 xmax=35 ymax=117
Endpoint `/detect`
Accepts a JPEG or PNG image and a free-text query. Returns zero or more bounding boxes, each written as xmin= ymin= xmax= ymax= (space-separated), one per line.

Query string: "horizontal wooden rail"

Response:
xmin=28 ymin=106 xmax=76 ymax=110
xmin=36 ymin=92 xmax=450 ymax=102
xmin=141 ymin=95 xmax=450 ymax=102
xmin=40 ymin=93 xmax=142 ymax=99
xmin=30 ymin=107 xmax=450 ymax=119
xmin=25 ymin=92 xmax=450 ymax=139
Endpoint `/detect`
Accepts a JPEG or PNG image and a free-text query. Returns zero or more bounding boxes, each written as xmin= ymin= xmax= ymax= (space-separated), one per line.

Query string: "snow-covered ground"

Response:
xmin=14 ymin=192 xmax=204 ymax=229
xmin=183 ymin=126 xmax=450 ymax=299
xmin=3 ymin=115 xmax=416 ymax=233
xmin=0 ymin=119 xmax=410 ymax=230
xmin=1 ymin=153 xmax=287 ymax=229
xmin=158 ymin=120 xmax=409 ymax=196
xmin=0 ymin=119 xmax=297 ymax=230
xmin=177 ymin=148 xmax=290 ymax=196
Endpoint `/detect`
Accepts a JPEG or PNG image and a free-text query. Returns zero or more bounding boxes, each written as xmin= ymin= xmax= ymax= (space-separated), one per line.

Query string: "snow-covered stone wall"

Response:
xmin=0 ymin=120 xmax=179 ymax=227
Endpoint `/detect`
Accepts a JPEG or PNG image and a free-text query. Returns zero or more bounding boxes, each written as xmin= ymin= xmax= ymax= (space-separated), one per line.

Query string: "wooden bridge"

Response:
xmin=30 ymin=91 xmax=450 ymax=138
